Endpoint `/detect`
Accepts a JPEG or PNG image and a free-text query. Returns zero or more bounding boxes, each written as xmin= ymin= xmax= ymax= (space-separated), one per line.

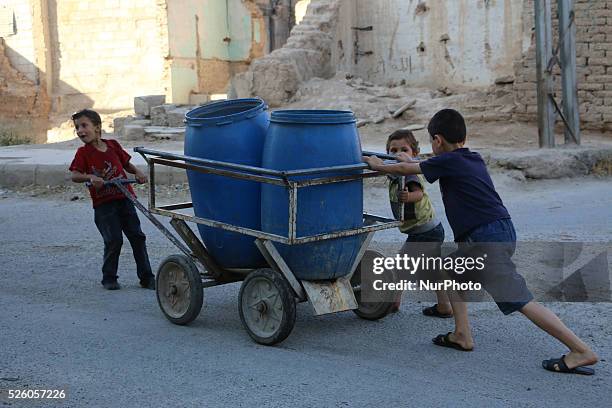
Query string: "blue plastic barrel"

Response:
xmin=184 ymin=98 xmax=269 ymax=268
xmin=261 ymin=110 xmax=365 ymax=280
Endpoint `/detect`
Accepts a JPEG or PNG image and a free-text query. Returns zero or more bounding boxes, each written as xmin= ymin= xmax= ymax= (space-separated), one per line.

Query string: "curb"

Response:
xmin=485 ymin=146 xmax=612 ymax=179
xmin=0 ymin=164 xmax=187 ymax=188
xmin=1 ymin=147 xmax=611 ymax=189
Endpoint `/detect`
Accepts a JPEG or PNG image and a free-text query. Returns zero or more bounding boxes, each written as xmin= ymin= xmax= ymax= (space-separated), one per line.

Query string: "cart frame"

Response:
xmin=111 ymin=147 xmax=404 ymax=344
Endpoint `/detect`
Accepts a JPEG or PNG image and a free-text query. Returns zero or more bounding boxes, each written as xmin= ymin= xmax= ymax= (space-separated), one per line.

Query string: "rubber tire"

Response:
xmin=351 ymin=250 xmax=397 ymax=321
xmin=156 ymin=254 xmax=203 ymax=326
xmin=238 ymin=268 xmax=296 ymax=346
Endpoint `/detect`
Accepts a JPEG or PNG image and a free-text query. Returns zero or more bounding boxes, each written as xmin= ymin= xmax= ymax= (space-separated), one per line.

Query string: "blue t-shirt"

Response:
xmin=419 ymin=148 xmax=510 ymax=241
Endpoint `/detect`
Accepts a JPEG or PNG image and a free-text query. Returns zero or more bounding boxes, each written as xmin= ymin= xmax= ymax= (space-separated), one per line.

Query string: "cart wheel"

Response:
xmin=351 ymin=250 xmax=397 ymax=321
xmin=156 ymin=254 xmax=203 ymax=325
xmin=238 ymin=268 xmax=296 ymax=346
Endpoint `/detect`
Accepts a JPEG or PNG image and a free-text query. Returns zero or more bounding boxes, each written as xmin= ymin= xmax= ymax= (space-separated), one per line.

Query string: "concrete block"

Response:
xmin=581 ymin=83 xmax=605 ymax=91
xmin=134 ymin=95 xmax=166 ymax=118
xmin=589 ymin=75 xmax=612 ymax=84
xmin=1 ymin=164 xmax=35 ymax=187
xmin=166 ymin=107 xmax=190 ymax=127
xmin=150 ymin=104 xmax=176 ymax=126
xmin=34 ymin=165 xmax=72 ymax=186
xmin=122 ymin=124 xmax=146 ymax=141
xmin=130 ymin=119 xmax=152 ymax=126
xmin=112 ymin=115 xmax=134 ymax=137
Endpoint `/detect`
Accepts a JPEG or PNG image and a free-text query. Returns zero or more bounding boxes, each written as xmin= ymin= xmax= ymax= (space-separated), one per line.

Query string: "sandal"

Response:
xmin=422 ymin=304 xmax=453 ymax=318
xmin=542 ymin=355 xmax=595 ymax=375
xmin=432 ymin=332 xmax=473 ymax=352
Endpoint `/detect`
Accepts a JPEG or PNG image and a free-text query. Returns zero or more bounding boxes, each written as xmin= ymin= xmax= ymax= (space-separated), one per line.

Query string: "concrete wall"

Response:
xmin=48 ymin=0 xmax=168 ymax=112
xmin=1 ymin=0 xmax=39 ymax=83
xmin=0 ymin=1 xmax=50 ymax=143
xmin=0 ymin=0 xmax=284 ymax=114
xmin=166 ymin=0 xmax=266 ymax=103
xmin=232 ymin=0 xmax=341 ymax=106
xmin=334 ymin=0 xmax=527 ymax=88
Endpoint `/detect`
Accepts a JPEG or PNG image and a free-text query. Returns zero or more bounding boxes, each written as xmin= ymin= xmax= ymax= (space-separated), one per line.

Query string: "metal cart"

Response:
xmin=110 ymin=147 xmax=402 ymax=345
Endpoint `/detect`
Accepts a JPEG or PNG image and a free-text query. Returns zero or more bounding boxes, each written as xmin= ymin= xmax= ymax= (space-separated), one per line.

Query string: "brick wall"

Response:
xmin=513 ymin=0 xmax=612 ymax=131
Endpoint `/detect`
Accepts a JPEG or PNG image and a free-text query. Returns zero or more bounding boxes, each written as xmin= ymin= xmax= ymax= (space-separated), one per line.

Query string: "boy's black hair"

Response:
xmin=427 ymin=109 xmax=466 ymax=144
xmin=71 ymin=109 xmax=102 ymax=128
xmin=386 ymin=129 xmax=419 ymax=155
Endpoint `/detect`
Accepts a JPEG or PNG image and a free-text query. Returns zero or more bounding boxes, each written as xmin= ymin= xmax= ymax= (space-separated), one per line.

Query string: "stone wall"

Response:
xmin=232 ymin=0 xmax=341 ymax=106
xmin=0 ymin=38 xmax=50 ymax=143
xmin=512 ymin=0 xmax=612 ymax=131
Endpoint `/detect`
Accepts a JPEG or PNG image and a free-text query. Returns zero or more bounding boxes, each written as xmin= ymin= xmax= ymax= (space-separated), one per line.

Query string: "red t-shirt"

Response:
xmin=69 ymin=139 xmax=136 ymax=207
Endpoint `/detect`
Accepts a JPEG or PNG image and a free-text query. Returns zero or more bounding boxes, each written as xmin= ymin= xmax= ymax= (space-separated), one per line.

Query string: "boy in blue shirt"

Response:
xmin=364 ymin=109 xmax=598 ymax=375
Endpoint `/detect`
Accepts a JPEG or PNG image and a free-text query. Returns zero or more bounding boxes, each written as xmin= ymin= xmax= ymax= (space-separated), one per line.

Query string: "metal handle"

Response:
xmin=85 ymin=178 xmax=138 ymax=188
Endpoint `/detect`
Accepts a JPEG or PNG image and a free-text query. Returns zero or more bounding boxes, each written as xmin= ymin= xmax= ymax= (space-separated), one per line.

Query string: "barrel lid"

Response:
xmin=185 ymin=98 xmax=267 ymax=127
xmin=271 ymin=110 xmax=356 ymax=124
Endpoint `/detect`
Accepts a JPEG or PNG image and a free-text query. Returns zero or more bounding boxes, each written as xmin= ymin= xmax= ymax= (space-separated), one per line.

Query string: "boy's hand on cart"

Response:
xmin=362 ymin=155 xmax=384 ymax=170
xmin=89 ymin=175 xmax=105 ymax=190
xmin=395 ymin=152 xmax=413 ymax=163
xmin=134 ymin=170 xmax=148 ymax=184
xmin=399 ymin=189 xmax=411 ymax=203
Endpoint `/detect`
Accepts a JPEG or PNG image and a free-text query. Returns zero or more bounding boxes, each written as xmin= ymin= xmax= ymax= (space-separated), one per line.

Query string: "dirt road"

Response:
xmin=0 ymin=174 xmax=610 ymax=407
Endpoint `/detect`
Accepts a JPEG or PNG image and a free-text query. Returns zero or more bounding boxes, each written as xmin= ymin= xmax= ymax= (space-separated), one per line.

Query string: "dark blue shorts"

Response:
xmin=453 ymin=218 xmax=533 ymax=315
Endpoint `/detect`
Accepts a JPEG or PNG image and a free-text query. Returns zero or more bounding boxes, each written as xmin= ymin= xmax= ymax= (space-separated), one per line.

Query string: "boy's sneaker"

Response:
xmin=103 ymin=281 xmax=121 ymax=290
xmin=140 ymin=279 xmax=155 ymax=290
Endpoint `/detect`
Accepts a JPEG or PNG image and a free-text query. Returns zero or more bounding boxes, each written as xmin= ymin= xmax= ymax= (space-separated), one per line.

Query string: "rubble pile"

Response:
xmin=113 ymin=95 xmax=189 ymax=141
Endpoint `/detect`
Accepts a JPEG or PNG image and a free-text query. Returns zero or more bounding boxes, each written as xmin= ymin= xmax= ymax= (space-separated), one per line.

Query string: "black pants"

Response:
xmin=94 ymin=199 xmax=154 ymax=285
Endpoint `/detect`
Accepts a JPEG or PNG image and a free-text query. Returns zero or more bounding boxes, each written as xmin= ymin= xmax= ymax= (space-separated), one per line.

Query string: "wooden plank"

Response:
xmin=558 ymin=0 xmax=581 ymax=145
xmin=535 ymin=0 xmax=556 ymax=148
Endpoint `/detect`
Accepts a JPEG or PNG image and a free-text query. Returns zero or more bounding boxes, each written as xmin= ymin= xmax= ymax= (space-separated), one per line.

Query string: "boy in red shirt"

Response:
xmin=69 ymin=109 xmax=155 ymax=290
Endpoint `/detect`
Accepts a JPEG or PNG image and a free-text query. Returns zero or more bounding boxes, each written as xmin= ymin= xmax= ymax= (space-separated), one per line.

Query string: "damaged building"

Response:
xmin=0 ymin=0 xmax=307 ymax=142
xmin=1 ymin=0 xmax=611 ymax=143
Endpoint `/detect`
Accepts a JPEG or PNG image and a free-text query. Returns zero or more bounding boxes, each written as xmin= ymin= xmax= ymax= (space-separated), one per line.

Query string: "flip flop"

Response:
xmin=432 ymin=332 xmax=473 ymax=352
xmin=422 ymin=304 xmax=453 ymax=318
xmin=542 ymin=355 xmax=595 ymax=375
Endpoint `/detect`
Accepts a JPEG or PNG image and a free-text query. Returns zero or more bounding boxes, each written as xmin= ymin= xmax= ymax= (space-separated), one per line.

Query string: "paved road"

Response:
xmin=0 ymin=176 xmax=611 ymax=407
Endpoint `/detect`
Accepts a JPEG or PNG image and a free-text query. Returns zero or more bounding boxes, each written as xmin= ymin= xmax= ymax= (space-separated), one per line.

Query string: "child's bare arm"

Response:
xmin=71 ymin=171 xmax=104 ymax=189
xmin=362 ymin=155 xmax=422 ymax=175
xmin=399 ymin=183 xmax=424 ymax=203
xmin=124 ymin=162 xmax=148 ymax=183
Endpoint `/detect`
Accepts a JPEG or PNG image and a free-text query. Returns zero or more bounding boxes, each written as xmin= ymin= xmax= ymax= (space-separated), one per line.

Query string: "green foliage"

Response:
xmin=0 ymin=126 xmax=32 ymax=146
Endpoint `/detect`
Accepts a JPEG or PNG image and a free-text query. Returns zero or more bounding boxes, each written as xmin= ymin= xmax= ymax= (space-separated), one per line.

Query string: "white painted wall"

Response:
xmin=334 ymin=0 xmax=527 ymax=88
